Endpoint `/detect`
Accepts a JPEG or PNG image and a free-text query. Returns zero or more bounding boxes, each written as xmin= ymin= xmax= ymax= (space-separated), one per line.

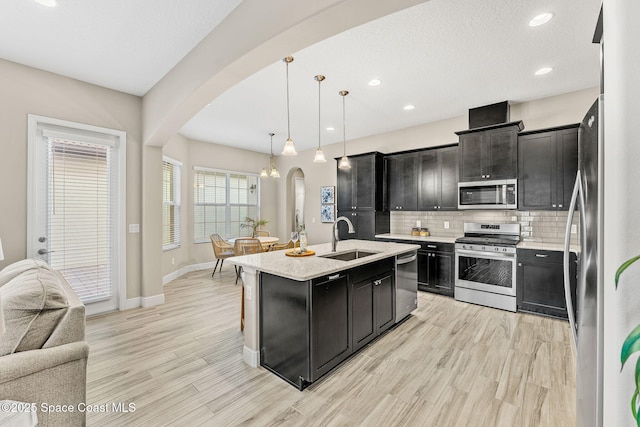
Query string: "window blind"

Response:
xmin=45 ymin=135 xmax=113 ymax=303
xmin=193 ymin=167 xmax=259 ymax=241
xmin=163 ymin=157 xmax=182 ymax=250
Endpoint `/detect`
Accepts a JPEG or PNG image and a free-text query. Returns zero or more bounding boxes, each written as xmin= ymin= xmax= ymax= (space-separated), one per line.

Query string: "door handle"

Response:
xmin=37 ymin=249 xmax=54 ymax=255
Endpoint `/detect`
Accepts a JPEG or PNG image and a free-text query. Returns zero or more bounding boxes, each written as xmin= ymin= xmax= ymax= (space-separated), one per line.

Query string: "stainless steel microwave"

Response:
xmin=458 ymin=179 xmax=517 ymax=210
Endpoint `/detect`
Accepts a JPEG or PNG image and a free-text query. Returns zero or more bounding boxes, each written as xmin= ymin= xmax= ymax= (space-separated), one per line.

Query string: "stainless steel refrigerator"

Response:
xmin=564 ymin=95 xmax=604 ymax=427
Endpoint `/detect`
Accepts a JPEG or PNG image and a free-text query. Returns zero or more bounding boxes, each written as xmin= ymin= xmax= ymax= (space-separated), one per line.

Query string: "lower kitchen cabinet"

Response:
xmin=516 ymin=249 xmax=577 ymax=319
xmin=259 ymin=257 xmax=395 ymax=389
xmin=351 ymin=270 xmax=394 ymax=352
xmin=418 ymin=243 xmax=454 ymax=296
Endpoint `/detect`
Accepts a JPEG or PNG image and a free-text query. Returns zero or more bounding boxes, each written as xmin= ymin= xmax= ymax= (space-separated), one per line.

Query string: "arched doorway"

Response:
xmin=286 ymin=168 xmax=305 ymax=233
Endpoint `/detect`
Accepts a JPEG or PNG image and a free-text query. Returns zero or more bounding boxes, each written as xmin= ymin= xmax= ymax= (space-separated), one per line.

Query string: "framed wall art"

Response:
xmin=320 ymin=204 xmax=335 ymax=223
xmin=320 ymin=186 xmax=335 ymax=204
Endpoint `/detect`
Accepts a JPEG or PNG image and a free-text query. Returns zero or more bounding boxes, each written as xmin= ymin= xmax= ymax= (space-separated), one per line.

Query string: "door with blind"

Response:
xmin=27 ymin=115 xmax=126 ymax=315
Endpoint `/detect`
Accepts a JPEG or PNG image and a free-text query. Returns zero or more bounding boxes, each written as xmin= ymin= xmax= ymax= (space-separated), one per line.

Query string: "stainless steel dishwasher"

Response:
xmin=395 ymin=250 xmax=418 ymax=322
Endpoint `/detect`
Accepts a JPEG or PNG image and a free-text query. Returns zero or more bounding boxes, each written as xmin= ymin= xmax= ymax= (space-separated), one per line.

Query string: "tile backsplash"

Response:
xmin=390 ymin=210 xmax=580 ymax=245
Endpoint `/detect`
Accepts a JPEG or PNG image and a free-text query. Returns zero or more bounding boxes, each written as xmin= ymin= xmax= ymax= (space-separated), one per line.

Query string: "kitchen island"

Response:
xmin=229 ymin=239 xmax=419 ymax=388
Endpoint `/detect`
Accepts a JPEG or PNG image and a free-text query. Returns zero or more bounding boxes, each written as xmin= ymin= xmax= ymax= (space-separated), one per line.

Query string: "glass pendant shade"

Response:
xmin=270 ymin=164 xmax=280 ymax=178
xmin=281 ymin=137 xmax=297 ymax=156
xmin=260 ymin=167 xmax=268 ymax=178
xmin=313 ymin=148 xmax=327 ymax=163
xmin=338 ymin=155 xmax=351 ymax=169
xmin=281 ymin=56 xmax=298 ymax=156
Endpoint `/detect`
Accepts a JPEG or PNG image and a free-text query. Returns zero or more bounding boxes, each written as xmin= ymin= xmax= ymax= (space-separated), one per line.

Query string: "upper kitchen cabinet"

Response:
xmin=418 ymin=145 xmax=458 ymax=211
xmin=336 ymin=152 xmax=385 ymax=212
xmin=386 ymin=153 xmax=418 ymax=211
xmin=456 ymin=121 xmax=524 ymax=182
xmin=518 ymin=124 xmax=579 ymax=210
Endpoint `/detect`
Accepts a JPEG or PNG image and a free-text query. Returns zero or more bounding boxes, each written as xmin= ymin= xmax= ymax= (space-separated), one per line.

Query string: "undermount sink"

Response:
xmin=320 ymin=249 xmax=379 ymax=261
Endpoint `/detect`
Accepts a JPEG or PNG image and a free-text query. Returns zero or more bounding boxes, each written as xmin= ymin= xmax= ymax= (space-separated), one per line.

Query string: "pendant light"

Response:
xmin=313 ymin=75 xmax=327 ymax=163
xmin=261 ymin=133 xmax=280 ymax=179
xmin=281 ymin=56 xmax=298 ymax=156
xmin=338 ymin=90 xmax=351 ymax=169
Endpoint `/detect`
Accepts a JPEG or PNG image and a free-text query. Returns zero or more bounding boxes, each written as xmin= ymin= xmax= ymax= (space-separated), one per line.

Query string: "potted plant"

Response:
xmin=616 ymin=255 xmax=640 ymax=425
xmin=240 ymin=217 xmax=269 ymax=237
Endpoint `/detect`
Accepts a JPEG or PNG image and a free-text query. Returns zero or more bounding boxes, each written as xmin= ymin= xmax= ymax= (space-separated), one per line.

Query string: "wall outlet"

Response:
xmin=571 ymin=224 xmax=577 ymax=234
xmin=312 ymin=217 xmax=316 ymax=223
xmin=128 ymin=224 xmax=140 ymax=233
xmin=444 ymin=221 xmax=450 ymax=229
xmin=416 ymin=220 xmax=421 ymax=228
xmin=511 ymin=216 xmax=517 ymax=222
xmin=171 ymin=257 xmax=175 ymax=265
xmin=246 ymin=286 xmax=252 ymax=300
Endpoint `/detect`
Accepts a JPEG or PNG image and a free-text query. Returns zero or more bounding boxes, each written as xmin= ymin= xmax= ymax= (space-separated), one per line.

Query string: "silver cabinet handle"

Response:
xmin=559 ymin=204 xmax=563 ymax=208
xmin=535 ymin=254 xmax=550 ymax=258
xmin=327 ymin=274 xmax=341 ymax=280
xmin=374 ymin=279 xmax=382 ymax=286
xmin=427 ymin=245 xmax=437 ymax=249
xmin=552 ymin=204 xmax=557 ymax=207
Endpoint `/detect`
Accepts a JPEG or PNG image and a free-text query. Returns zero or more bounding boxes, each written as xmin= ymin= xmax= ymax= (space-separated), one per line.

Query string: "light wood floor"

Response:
xmin=85 ymin=267 xmax=576 ymax=426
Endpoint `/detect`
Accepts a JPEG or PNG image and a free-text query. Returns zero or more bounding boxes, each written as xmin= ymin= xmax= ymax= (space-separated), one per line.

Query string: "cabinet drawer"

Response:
xmin=517 ymin=249 xmax=564 ymax=264
xmin=421 ymin=242 xmax=454 ymax=252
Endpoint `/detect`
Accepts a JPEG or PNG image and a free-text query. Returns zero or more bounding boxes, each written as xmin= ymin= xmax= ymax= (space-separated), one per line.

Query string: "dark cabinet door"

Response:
xmin=388 ymin=154 xmax=417 ymax=210
xmin=557 ymin=127 xmax=579 ymax=209
xmin=459 ymin=132 xmax=484 ymax=181
xmin=516 ymin=249 xmax=577 ymax=319
xmin=337 ymin=166 xmax=354 ymax=211
xmin=417 ymin=251 xmax=429 ymax=285
xmin=311 ymin=274 xmax=350 ymax=379
xmin=355 ymin=211 xmax=375 ymax=240
xmin=336 ymin=211 xmax=357 ymax=240
xmin=486 ymin=127 xmax=518 ymax=180
xmin=354 ymin=155 xmax=375 ymax=210
xmin=375 ymin=274 xmax=394 ymax=334
xmin=438 ymin=146 xmax=459 ymax=210
xmin=417 ymin=244 xmax=454 ymax=296
xmin=352 ymin=279 xmax=375 ymax=351
xmin=518 ymin=125 xmax=579 ymax=210
xmin=418 ymin=151 xmax=438 ymax=210
xmin=432 ymin=252 xmax=454 ymax=296
xmin=518 ymin=131 xmax=556 ymax=209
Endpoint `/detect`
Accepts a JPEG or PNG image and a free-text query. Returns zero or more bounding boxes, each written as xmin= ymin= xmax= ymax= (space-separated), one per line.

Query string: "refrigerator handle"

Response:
xmin=563 ymin=170 xmax=583 ymax=347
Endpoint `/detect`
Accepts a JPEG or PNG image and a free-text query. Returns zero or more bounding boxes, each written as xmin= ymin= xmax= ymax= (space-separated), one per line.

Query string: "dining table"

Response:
xmin=228 ymin=236 xmax=280 ymax=250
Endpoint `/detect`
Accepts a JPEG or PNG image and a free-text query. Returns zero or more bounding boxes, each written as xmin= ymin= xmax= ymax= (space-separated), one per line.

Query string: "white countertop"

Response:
xmin=228 ymin=239 xmax=420 ymax=281
xmin=375 ymin=233 xmax=458 ymax=244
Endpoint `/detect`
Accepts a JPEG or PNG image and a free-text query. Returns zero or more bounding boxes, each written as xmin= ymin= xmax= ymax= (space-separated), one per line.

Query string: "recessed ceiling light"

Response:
xmin=34 ymin=0 xmax=58 ymax=7
xmin=326 ymin=127 xmax=335 ymax=131
xmin=368 ymin=79 xmax=381 ymax=87
xmin=529 ymin=12 xmax=554 ymax=27
xmin=535 ymin=67 xmax=553 ymax=76
xmin=403 ymin=104 xmax=415 ymax=111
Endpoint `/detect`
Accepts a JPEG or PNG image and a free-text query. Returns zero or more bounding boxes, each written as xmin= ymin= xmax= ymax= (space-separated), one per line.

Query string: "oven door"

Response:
xmin=455 ymin=248 xmax=517 ymax=296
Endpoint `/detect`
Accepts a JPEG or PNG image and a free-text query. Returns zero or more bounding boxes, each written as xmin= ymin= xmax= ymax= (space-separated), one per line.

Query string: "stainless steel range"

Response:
xmin=454 ymin=223 xmax=521 ymax=312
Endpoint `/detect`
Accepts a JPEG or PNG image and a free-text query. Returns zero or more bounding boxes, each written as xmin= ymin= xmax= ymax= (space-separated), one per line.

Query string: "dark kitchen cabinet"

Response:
xmin=260 ymin=258 xmax=395 ymax=389
xmin=337 ymin=152 xmax=384 ymax=212
xmin=387 ymin=153 xmax=418 ymax=211
xmin=456 ymin=121 xmax=524 ymax=182
xmin=418 ymin=242 xmax=454 ymax=296
xmin=311 ymin=274 xmax=351 ymax=379
xmin=351 ymin=274 xmax=394 ymax=351
xmin=518 ymin=124 xmax=579 ymax=211
xmin=336 ymin=152 xmax=389 ymax=240
xmin=418 ymin=145 xmax=458 ymax=211
xmin=517 ymin=249 xmax=577 ymax=319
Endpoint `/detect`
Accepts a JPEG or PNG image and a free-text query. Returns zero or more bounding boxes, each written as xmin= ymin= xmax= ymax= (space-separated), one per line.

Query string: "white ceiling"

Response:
xmin=0 ymin=0 xmax=601 ymax=155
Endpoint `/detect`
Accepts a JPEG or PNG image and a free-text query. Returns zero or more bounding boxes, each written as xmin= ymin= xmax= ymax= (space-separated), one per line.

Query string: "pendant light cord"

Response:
xmin=318 ymin=79 xmax=321 ymax=149
xmin=286 ymin=60 xmax=291 ymax=139
xmin=342 ymin=94 xmax=346 ymax=156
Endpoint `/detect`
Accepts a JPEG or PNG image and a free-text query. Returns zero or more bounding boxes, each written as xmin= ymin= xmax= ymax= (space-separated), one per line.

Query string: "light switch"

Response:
xmin=246 ymin=285 xmax=252 ymax=300
xmin=129 ymin=224 xmax=140 ymax=233
xmin=571 ymin=224 xmax=577 ymax=234
xmin=416 ymin=220 xmax=421 ymax=228
xmin=444 ymin=221 xmax=450 ymax=229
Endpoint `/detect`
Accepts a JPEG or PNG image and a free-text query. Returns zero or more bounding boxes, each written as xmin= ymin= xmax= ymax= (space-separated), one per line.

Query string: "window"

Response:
xmin=163 ymin=157 xmax=181 ymax=250
xmin=194 ymin=167 xmax=259 ymax=241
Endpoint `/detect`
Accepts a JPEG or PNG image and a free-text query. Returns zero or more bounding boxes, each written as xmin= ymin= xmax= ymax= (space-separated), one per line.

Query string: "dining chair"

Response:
xmin=269 ymin=239 xmax=295 ymax=251
xmin=233 ymin=238 xmax=264 ymax=332
xmin=254 ymin=230 xmax=270 ymax=237
xmin=210 ymin=234 xmax=236 ymax=277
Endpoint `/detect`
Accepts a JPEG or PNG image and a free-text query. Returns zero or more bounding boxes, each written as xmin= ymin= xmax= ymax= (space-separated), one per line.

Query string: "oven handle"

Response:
xmin=455 ymin=249 xmax=516 ymax=260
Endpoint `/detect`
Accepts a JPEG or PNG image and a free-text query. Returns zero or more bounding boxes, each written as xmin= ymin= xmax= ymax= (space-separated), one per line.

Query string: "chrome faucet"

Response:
xmin=332 ymin=216 xmax=355 ymax=252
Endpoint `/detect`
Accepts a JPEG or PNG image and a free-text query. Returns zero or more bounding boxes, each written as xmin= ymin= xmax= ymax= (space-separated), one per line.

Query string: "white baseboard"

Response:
xmin=124 ymin=297 xmax=141 ymax=310
xmin=243 ymin=346 xmax=260 ymax=368
xmin=162 ymin=261 xmax=216 ymax=285
xmin=141 ymin=294 xmax=165 ymax=307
